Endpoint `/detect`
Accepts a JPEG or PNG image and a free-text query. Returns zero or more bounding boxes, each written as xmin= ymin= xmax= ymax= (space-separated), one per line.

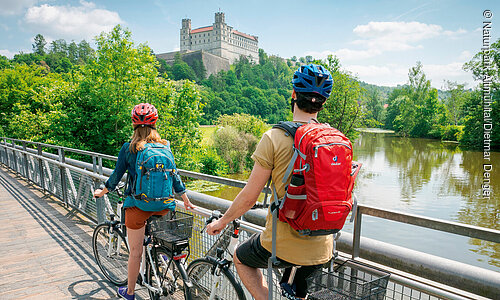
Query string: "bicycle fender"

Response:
xmin=174 ymin=259 xmax=193 ymax=288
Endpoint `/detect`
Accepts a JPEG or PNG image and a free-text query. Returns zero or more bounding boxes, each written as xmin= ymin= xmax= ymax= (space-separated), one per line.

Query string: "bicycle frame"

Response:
xmin=207 ymin=226 xmax=240 ymax=300
xmin=93 ymin=190 xmax=170 ymax=296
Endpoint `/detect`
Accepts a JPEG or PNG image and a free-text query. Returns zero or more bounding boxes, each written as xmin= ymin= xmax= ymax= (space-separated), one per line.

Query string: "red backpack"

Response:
xmin=270 ymin=121 xmax=362 ymax=236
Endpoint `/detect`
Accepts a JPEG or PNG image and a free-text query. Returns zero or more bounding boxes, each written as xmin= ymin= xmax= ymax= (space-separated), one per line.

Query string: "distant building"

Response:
xmin=180 ymin=12 xmax=259 ymax=63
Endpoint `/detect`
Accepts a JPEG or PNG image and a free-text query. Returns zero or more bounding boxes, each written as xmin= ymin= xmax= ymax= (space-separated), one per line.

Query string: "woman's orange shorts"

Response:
xmin=124 ymin=206 xmax=170 ymax=230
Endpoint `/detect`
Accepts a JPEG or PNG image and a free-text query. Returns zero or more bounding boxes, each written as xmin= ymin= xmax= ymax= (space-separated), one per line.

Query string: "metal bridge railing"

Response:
xmin=0 ymin=137 xmax=499 ymax=300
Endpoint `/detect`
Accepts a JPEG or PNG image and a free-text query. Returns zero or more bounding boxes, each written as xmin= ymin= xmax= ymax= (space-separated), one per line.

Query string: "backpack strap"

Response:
xmin=272 ymin=121 xmax=302 ymax=138
xmin=273 ymin=121 xmax=304 ymax=184
xmin=268 ymin=181 xmax=282 ymax=300
xmin=349 ymin=162 xmax=362 ymax=223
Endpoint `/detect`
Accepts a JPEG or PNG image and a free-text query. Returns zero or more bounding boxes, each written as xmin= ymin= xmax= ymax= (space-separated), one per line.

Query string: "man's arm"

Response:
xmin=206 ymin=162 xmax=271 ymax=235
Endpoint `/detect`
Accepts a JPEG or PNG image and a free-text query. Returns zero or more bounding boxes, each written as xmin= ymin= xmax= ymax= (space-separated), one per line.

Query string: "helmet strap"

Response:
xmin=290 ymin=98 xmax=297 ymax=113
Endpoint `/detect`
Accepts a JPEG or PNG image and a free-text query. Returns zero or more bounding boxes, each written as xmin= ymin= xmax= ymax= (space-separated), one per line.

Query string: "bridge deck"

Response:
xmin=0 ymin=166 xmax=149 ymax=299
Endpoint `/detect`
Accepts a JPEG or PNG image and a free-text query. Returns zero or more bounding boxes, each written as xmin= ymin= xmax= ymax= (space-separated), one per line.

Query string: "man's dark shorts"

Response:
xmin=235 ymin=233 xmax=296 ymax=269
xmin=235 ymin=233 xmax=324 ymax=298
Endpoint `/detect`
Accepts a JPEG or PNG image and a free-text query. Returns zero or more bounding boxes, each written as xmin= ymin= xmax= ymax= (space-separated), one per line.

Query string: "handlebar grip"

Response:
xmin=204 ymin=210 xmax=223 ymax=227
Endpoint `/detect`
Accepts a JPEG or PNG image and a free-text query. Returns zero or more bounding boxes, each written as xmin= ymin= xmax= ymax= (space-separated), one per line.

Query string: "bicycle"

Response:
xmin=187 ymin=210 xmax=247 ymax=300
xmin=186 ymin=210 xmax=327 ymax=300
xmin=91 ymin=185 xmax=194 ymax=299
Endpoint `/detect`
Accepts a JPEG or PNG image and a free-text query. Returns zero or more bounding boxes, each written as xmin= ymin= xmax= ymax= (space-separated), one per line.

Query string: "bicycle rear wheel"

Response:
xmin=92 ymin=223 xmax=129 ymax=285
xmin=146 ymin=246 xmax=192 ymax=300
xmin=187 ymin=258 xmax=246 ymax=300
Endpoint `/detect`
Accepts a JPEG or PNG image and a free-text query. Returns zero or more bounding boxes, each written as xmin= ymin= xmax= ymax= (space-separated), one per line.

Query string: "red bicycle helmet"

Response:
xmin=131 ymin=103 xmax=158 ymax=126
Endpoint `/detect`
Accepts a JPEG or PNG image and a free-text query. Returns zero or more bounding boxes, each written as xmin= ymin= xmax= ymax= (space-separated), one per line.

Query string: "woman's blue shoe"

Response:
xmin=117 ymin=286 xmax=135 ymax=300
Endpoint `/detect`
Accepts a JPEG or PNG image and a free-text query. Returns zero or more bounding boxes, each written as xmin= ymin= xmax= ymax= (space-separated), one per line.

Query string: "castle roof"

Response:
xmin=191 ymin=26 xmax=213 ymax=34
xmin=233 ymin=30 xmax=257 ymax=41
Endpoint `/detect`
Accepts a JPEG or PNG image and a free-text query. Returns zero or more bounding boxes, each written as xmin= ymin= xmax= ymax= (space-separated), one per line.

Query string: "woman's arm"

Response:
xmin=93 ymin=144 xmax=128 ymax=198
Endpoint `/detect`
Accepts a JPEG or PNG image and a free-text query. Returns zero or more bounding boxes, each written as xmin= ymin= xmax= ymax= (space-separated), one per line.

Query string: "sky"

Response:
xmin=0 ymin=0 xmax=499 ymax=88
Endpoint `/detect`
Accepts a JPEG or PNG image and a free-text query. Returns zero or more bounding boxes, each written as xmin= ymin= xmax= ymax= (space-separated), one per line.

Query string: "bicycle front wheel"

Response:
xmin=146 ymin=246 xmax=192 ymax=300
xmin=187 ymin=258 xmax=246 ymax=300
xmin=92 ymin=223 xmax=129 ymax=285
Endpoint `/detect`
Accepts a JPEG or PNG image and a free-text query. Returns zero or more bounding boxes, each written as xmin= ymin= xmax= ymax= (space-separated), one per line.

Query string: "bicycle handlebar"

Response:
xmin=201 ymin=210 xmax=241 ymax=233
xmin=93 ymin=181 xmax=126 ymax=199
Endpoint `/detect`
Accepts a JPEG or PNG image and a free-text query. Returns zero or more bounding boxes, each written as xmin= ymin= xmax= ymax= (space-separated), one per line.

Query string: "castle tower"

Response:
xmin=180 ymin=18 xmax=191 ymax=51
xmin=215 ymin=12 xmax=225 ymax=24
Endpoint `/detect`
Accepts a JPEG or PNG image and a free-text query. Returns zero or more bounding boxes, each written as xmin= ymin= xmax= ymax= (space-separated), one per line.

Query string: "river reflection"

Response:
xmin=194 ymin=130 xmax=500 ymax=271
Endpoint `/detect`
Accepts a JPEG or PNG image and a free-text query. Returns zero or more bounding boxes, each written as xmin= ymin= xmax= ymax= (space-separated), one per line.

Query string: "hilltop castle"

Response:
xmin=180 ymin=12 xmax=259 ymax=64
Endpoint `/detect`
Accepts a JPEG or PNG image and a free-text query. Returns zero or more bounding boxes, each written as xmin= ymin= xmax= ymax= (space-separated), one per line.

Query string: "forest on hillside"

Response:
xmin=0 ymin=26 xmax=499 ymax=175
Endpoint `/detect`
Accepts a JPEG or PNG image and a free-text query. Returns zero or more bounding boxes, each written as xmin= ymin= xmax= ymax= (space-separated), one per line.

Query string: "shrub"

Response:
xmin=428 ymin=124 xmax=464 ymax=141
xmin=213 ymin=126 xmax=257 ymax=173
xmin=198 ymin=148 xmax=227 ymax=176
xmin=216 ymin=113 xmax=268 ymax=138
xmin=442 ymin=125 xmax=464 ymax=141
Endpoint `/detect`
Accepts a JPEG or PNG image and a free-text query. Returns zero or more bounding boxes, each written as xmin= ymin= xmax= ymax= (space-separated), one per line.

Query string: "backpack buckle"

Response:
xmin=270 ymin=200 xmax=281 ymax=212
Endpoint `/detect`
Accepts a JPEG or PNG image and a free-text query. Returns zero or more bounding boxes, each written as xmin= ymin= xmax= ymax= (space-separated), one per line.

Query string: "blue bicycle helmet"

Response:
xmin=292 ymin=64 xmax=333 ymax=99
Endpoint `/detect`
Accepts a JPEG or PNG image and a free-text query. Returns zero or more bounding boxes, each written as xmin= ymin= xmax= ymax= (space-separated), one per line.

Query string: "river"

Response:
xmin=192 ymin=129 xmax=500 ymax=271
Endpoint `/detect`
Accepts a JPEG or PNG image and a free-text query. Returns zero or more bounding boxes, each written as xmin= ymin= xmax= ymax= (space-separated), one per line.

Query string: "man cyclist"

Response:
xmin=207 ymin=64 xmax=334 ymax=300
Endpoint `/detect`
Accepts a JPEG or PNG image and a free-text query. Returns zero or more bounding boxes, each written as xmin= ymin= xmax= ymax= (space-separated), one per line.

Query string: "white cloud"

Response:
xmin=0 ymin=0 xmax=37 ymax=16
xmin=423 ymin=62 xmax=473 ymax=87
xmin=459 ymin=50 xmax=472 ymax=61
xmin=351 ymin=21 xmax=467 ymax=53
xmin=312 ymin=21 xmax=468 ymax=62
xmin=0 ymin=49 xmax=16 ymax=58
xmin=354 ymin=21 xmax=442 ymax=42
xmin=443 ymin=28 xmax=467 ymax=37
xmin=345 ymin=64 xmax=408 ymax=86
xmin=23 ymin=1 xmax=124 ymax=41
xmin=343 ymin=62 xmax=474 ymax=88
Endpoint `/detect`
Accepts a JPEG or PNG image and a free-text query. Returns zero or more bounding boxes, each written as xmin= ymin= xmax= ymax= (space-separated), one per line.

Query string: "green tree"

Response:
xmin=68 ymin=41 xmax=78 ymax=63
xmin=384 ymin=62 xmax=447 ymax=138
xmin=32 ymin=34 xmax=46 ymax=55
xmin=0 ymin=55 xmax=10 ymax=69
xmin=77 ymin=40 xmax=94 ymax=63
xmin=443 ymin=81 xmax=467 ymax=125
xmin=190 ymin=58 xmax=206 ymax=81
xmin=172 ymin=53 xmax=197 ymax=81
xmin=316 ymin=55 xmax=363 ymax=139
xmin=258 ymin=48 xmax=267 ymax=65
xmin=66 ymin=25 xmax=170 ymax=154
xmin=49 ymin=39 xmax=67 ymax=54
xmin=0 ymin=64 xmax=71 ymax=143
xmin=364 ymin=87 xmax=384 ymax=125
xmin=156 ymin=80 xmax=203 ymax=169
xmin=462 ymin=38 xmax=500 ymax=149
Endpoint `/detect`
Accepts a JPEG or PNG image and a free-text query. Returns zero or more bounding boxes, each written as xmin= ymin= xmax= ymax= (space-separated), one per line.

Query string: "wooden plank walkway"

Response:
xmin=0 ymin=166 xmax=150 ymax=299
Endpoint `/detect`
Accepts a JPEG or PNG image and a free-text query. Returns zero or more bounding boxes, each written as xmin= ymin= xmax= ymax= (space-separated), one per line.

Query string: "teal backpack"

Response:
xmin=133 ymin=142 xmax=177 ymax=212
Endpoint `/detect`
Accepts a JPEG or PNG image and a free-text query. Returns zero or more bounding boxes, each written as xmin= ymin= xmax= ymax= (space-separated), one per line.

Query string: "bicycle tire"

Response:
xmin=146 ymin=246 xmax=192 ymax=300
xmin=187 ymin=258 xmax=246 ymax=300
xmin=92 ymin=223 xmax=129 ymax=286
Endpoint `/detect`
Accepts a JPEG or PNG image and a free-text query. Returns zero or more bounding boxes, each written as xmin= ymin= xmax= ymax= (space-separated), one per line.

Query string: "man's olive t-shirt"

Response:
xmin=251 ymin=128 xmax=333 ymax=266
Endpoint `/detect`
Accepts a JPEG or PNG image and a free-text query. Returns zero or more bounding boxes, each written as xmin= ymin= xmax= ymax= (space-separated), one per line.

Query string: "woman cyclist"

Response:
xmin=94 ymin=103 xmax=195 ymax=300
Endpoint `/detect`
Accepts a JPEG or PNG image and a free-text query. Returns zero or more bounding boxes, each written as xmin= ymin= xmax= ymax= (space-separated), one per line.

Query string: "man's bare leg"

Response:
xmin=234 ymin=253 xmax=268 ymax=300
